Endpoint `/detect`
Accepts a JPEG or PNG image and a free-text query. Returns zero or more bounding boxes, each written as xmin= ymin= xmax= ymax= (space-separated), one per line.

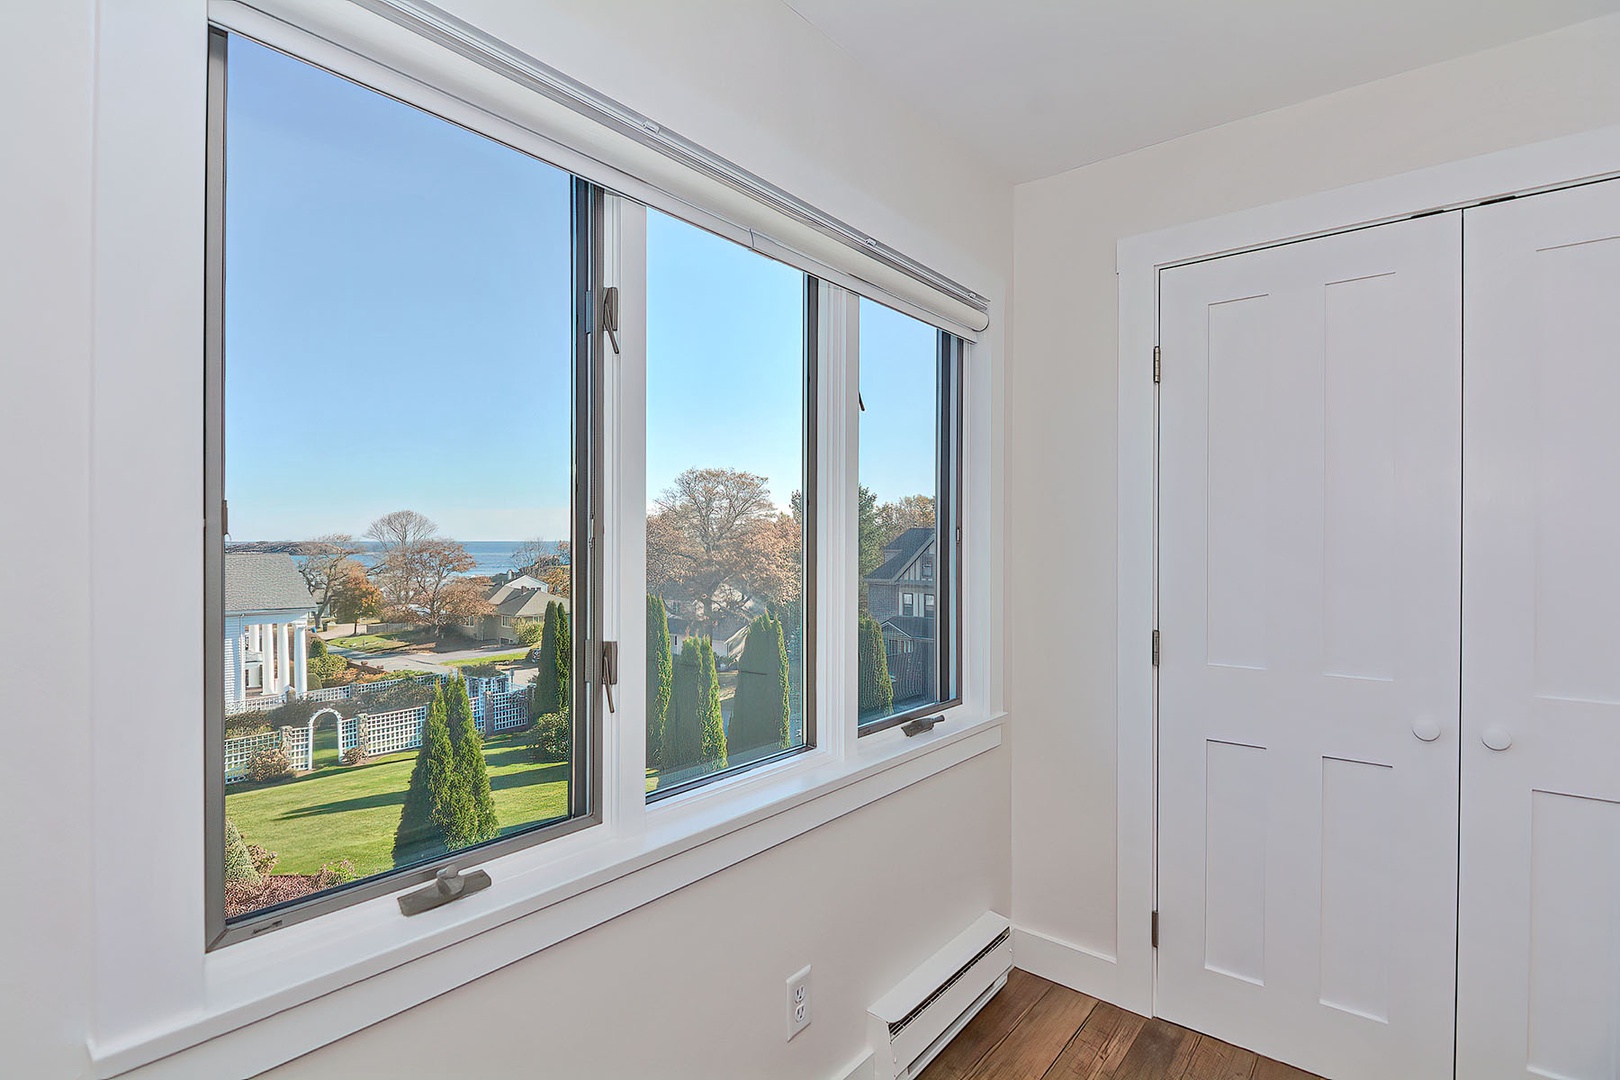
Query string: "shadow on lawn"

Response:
xmin=263 ymin=760 xmax=569 ymax=819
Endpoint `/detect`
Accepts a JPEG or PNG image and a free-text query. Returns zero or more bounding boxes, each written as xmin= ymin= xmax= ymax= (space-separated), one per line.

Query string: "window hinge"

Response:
xmin=1152 ymin=345 xmax=1161 ymax=384
xmin=1152 ymin=629 xmax=1161 ymax=667
xmin=221 ymin=499 xmax=229 ymax=538
xmin=600 ymin=640 xmax=619 ymax=713
xmin=602 ymin=286 xmax=620 ymax=355
xmin=1151 ymin=909 xmax=1159 ymax=948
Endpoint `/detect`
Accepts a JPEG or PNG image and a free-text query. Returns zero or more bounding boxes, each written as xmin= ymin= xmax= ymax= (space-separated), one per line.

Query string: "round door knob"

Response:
xmin=1412 ymin=717 xmax=1442 ymax=742
xmin=1482 ymin=726 xmax=1513 ymax=751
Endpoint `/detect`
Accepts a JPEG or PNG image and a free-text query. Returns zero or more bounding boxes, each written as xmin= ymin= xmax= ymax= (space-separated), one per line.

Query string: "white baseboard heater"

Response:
xmin=867 ymin=912 xmax=1013 ymax=1080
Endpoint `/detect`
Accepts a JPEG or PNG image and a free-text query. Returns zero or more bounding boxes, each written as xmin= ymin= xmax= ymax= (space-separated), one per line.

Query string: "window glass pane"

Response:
xmin=644 ymin=210 xmax=809 ymax=794
xmin=219 ymin=38 xmax=580 ymax=923
xmin=858 ymin=298 xmax=943 ymax=727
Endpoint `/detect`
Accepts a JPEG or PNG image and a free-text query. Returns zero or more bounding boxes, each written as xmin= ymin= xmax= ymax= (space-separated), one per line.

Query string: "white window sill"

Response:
xmin=88 ymin=710 xmax=1003 ymax=1079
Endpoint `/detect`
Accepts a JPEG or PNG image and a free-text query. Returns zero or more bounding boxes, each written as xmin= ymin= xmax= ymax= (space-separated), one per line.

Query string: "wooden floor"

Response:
xmin=919 ymin=970 xmax=1324 ymax=1080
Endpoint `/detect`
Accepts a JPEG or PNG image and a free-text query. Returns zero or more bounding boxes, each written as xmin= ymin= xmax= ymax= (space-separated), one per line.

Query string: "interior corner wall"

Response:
xmin=0 ymin=1 xmax=1012 ymax=1079
xmin=1007 ymin=12 xmax=1620 ymax=986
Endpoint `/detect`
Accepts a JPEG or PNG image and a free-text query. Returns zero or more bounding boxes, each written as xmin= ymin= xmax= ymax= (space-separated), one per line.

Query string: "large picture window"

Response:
xmin=857 ymin=298 xmax=962 ymax=732
xmin=206 ymin=33 xmax=598 ymax=945
xmin=643 ymin=210 xmax=814 ymax=797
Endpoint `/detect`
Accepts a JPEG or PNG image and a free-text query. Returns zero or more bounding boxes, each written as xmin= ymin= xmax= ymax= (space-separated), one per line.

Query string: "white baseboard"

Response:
xmin=1011 ymin=925 xmax=1151 ymax=1016
xmin=833 ymin=1049 xmax=874 ymax=1080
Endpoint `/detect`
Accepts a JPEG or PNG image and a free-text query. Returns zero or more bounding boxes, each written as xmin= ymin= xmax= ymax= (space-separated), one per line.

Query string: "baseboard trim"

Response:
xmin=834 ymin=1049 xmax=874 ymax=1080
xmin=1012 ymin=925 xmax=1151 ymax=1016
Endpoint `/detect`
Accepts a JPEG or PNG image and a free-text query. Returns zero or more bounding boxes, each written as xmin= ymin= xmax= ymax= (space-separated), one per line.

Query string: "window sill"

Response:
xmin=89 ymin=710 xmax=1003 ymax=1079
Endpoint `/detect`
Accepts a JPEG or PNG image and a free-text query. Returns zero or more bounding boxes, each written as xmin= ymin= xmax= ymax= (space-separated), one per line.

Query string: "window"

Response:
xmin=207 ymin=34 xmax=599 ymax=946
xmin=857 ymin=298 xmax=961 ymax=732
xmin=644 ymin=210 xmax=813 ymax=797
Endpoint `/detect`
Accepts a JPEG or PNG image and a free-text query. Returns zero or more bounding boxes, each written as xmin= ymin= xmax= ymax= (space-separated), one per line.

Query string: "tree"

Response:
xmin=645 ymin=595 xmax=673 ymax=770
xmin=542 ymin=565 xmax=571 ymax=599
xmin=393 ymin=683 xmax=460 ymax=866
xmin=645 ymin=468 xmax=795 ymax=639
xmin=223 ymin=818 xmax=261 ymax=888
xmin=445 ymin=677 xmax=499 ymax=847
xmin=364 ymin=511 xmax=482 ymax=634
xmin=857 ymin=485 xmax=883 ymax=612
xmin=553 ymin=610 xmax=572 ymax=714
xmin=875 ymin=494 xmax=935 ymax=546
xmin=532 ymin=602 xmax=564 ymax=717
xmin=513 ymin=537 xmax=569 ymax=578
xmin=729 ymin=612 xmax=789 ymax=763
xmin=858 ymin=614 xmax=893 ymax=718
xmin=296 ymin=534 xmax=363 ymax=623
xmin=329 ymin=564 xmax=381 ymax=634
xmin=439 ymin=577 xmax=494 ymax=633
xmin=664 ymin=635 xmax=723 ymax=777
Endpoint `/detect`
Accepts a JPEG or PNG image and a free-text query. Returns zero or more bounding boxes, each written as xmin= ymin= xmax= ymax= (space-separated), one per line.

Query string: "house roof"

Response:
xmin=495 ymin=587 xmax=568 ymax=620
xmin=881 ymin=614 xmax=936 ymax=641
xmin=867 ymin=526 xmax=935 ymax=583
xmin=486 ymin=574 xmax=546 ymax=607
xmin=225 ymin=552 xmax=316 ymax=616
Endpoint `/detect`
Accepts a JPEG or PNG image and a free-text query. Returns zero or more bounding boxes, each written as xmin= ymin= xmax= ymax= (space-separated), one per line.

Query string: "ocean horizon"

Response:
xmin=227 ymin=539 xmax=563 ymax=577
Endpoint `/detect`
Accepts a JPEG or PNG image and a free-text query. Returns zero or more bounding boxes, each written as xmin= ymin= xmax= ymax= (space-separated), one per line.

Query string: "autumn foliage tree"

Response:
xmin=364 ymin=510 xmax=488 ymax=635
xmin=329 ymin=564 xmax=381 ymax=634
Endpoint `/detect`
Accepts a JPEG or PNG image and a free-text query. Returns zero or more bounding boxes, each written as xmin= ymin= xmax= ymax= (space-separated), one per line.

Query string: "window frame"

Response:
xmin=202 ymin=29 xmax=607 ymax=948
xmin=641 ymin=264 xmax=820 ymax=803
xmin=856 ymin=324 xmax=965 ymax=736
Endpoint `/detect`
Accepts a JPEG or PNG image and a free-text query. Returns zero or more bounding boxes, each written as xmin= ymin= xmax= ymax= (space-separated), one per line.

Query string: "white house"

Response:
xmin=223 ymin=552 xmax=316 ymax=709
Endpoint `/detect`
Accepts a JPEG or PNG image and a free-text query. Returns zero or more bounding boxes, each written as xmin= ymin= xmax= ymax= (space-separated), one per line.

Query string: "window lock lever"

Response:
xmin=601 ymin=640 xmax=619 ymax=713
xmin=399 ymin=865 xmax=491 ymax=917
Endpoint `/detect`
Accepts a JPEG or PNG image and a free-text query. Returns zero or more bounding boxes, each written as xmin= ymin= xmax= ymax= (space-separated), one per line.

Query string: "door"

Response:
xmin=1157 ymin=214 xmax=1462 ymax=1079
xmin=1459 ymin=179 xmax=1620 ymax=1080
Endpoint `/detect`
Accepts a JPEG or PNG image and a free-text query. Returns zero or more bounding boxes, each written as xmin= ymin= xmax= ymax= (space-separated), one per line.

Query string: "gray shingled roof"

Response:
xmin=867 ymin=526 xmax=935 ymax=583
xmin=224 ymin=552 xmax=317 ymax=616
xmin=881 ymin=614 xmax=936 ymax=641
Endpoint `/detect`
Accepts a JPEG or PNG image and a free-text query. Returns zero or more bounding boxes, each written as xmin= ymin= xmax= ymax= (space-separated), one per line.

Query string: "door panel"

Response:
xmin=1459 ymin=179 xmax=1620 ymax=1080
xmin=1157 ymin=214 xmax=1462 ymax=1079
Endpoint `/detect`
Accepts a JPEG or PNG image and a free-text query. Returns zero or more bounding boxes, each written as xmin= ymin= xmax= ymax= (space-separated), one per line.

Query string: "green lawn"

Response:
xmin=328 ymin=629 xmax=434 ymax=653
xmin=225 ymin=730 xmax=569 ymax=878
xmin=446 ymin=651 xmax=528 ymax=668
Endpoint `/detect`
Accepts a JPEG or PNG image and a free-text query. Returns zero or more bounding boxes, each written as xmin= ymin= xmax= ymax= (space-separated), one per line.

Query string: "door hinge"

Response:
xmin=1151 ymin=910 xmax=1159 ymax=948
xmin=1151 ymin=629 xmax=1161 ymax=667
xmin=1152 ymin=345 xmax=1161 ymax=384
xmin=602 ymin=286 xmax=621 ymax=355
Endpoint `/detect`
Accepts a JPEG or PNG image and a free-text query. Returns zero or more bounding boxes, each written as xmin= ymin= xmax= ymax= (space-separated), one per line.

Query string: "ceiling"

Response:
xmin=781 ymin=0 xmax=1620 ymax=182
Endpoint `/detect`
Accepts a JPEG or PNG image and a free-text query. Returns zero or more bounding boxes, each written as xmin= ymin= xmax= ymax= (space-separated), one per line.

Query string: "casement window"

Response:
xmin=856 ymin=298 xmax=963 ymax=732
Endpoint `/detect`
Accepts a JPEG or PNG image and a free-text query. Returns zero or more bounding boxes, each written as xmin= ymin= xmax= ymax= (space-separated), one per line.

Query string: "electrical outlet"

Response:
xmin=786 ymin=965 xmax=812 ymax=1040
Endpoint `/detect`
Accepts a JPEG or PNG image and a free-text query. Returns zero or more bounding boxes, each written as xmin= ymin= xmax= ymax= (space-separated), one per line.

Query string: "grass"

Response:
xmin=327 ymin=630 xmax=427 ymax=653
xmin=446 ymin=651 xmax=528 ymax=668
xmin=225 ymin=730 xmax=569 ymax=878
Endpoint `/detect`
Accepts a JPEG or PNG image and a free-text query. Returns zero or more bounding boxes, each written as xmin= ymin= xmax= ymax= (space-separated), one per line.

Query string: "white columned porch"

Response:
xmin=266 ymin=622 xmax=281 ymax=694
xmin=280 ymin=622 xmax=293 ymax=692
xmin=294 ymin=622 xmax=308 ymax=695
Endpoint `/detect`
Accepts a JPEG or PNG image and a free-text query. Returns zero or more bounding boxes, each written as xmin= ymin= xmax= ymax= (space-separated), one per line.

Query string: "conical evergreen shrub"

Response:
xmin=646 ymin=595 xmax=673 ymax=769
xmin=532 ymin=601 xmax=562 ymax=717
xmin=392 ymin=683 xmax=458 ymax=867
xmin=697 ymin=637 xmax=726 ymax=773
xmin=858 ymin=614 xmax=893 ymax=718
xmin=223 ymin=818 xmax=261 ymax=888
xmin=665 ymin=637 xmax=705 ymax=777
xmin=553 ymin=609 xmax=571 ymax=713
xmin=446 ymin=676 xmax=499 ymax=848
xmin=729 ymin=612 xmax=790 ymax=763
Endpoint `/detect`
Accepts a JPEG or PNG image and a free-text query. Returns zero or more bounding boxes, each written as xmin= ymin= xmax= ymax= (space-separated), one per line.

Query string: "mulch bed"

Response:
xmin=225 ymin=875 xmax=325 ymax=919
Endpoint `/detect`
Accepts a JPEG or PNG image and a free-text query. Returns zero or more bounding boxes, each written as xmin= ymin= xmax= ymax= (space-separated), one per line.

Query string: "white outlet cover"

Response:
xmin=787 ymin=965 xmax=812 ymax=1040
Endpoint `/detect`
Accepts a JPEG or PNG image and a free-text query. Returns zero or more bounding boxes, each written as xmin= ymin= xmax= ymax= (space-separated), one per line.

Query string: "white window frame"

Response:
xmin=84 ymin=6 xmax=1003 ymax=1077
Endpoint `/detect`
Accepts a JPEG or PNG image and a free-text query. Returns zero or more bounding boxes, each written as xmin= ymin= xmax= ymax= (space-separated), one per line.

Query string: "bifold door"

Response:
xmin=1458 ymin=178 xmax=1620 ymax=1080
xmin=1156 ymin=214 xmax=1463 ymax=1079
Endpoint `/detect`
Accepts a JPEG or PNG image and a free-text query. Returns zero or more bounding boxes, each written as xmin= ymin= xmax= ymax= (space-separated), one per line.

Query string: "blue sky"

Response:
xmin=227 ymin=37 xmax=937 ymax=542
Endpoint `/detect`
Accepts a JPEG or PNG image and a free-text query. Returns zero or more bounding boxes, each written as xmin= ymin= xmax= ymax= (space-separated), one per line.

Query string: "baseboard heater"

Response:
xmin=867 ymin=912 xmax=1013 ymax=1080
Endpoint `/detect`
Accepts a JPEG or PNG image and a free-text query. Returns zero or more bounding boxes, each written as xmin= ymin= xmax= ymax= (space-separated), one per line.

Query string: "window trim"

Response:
xmin=857 ymin=326 xmax=965 ymax=737
xmin=202 ymin=30 xmax=607 ymax=948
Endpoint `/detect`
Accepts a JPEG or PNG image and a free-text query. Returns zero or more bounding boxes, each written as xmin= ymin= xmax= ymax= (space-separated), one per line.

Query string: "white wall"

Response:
xmin=1008 ymin=14 xmax=1620 ymax=979
xmin=0 ymin=2 xmax=1010 ymax=1078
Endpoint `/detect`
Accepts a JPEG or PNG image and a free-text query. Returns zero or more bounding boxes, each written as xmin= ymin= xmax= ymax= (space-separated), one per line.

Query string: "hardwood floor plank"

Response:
xmin=1181 ymin=1035 xmax=1260 ymax=1080
xmin=961 ymin=982 xmax=1100 ymax=1080
xmin=1041 ymin=1001 xmax=1147 ymax=1080
xmin=919 ymin=969 xmax=1056 ymax=1080
xmin=1108 ymin=1018 xmax=1196 ymax=1080
xmin=1250 ymin=1058 xmax=1323 ymax=1080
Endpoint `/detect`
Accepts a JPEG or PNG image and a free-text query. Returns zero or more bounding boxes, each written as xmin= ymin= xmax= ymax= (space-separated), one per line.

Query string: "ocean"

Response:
xmin=349 ymin=539 xmax=561 ymax=576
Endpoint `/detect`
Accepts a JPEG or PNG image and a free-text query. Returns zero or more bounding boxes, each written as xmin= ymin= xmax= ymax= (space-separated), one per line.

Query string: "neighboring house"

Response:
xmin=458 ymin=574 xmax=569 ymax=643
xmin=667 ymin=609 xmax=754 ymax=663
xmin=224 ymin=552 xmax=317 ymax=710
xmin=863 ymin=526 xmax=939 ymax=706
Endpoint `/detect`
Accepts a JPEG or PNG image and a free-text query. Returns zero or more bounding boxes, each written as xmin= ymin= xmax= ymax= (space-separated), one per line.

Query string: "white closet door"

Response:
xmin=1460 ymin=178 xmax=1620 ymax=1080
xmin=1157 ymin=214 xmax=1462 ymax=1079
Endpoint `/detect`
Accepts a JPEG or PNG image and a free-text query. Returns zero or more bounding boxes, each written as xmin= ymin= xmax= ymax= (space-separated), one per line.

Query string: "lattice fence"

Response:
xmin=484 ymin=688 xmax=532 ymax=734
xmin=224 ymin=719 xmax=314 ymax=783
xmin=229 ymin=692 xmax=291 ymax=714
xmin=342 ymin=705 xmax=428 ymax=759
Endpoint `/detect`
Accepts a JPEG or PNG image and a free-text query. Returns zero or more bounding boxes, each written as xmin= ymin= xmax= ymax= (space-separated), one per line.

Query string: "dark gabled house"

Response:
xmin=863 ymin=526 xmax=939 ymax=706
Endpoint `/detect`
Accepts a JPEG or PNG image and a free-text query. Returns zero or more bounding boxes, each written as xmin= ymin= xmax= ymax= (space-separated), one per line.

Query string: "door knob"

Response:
xmin=1412 ymin=717 xmax=1441 ymax=742
xmin=1482 ymin=726 xmax=1513 ymax=751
